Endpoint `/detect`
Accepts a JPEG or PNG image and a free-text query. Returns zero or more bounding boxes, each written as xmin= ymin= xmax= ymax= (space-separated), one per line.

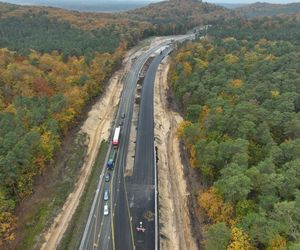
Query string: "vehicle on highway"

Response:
xmin=104 ymin=204 xmax=109 ymax=216
xmin=112 ymin=126 xmax=121 ymax=147
xmin=121 ymin=112 xmax=125 ymax=119
xmin=105 ymin=173 xmax=111 ymax=182
xmin=119 ymin=121 xmax=123 ymax=126
xmin=136 ymin=221 xmax=146 ymax=233
xmin=104 ymin=190 xmax=109 ymax=201
xmin=107 ymin=149 xmax=117 ymax=170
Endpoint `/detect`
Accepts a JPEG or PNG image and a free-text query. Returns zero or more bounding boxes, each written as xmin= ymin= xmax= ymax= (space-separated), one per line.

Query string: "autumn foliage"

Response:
xmin=228 ymin=227 xmax=256 ymax=250
xmin=0 ymin=46 xmax=123 ymax=245
xmin=170 ymin=15 xmax=300 ymax=249
xmin=198 ymin=187 xmax=234 ymax=226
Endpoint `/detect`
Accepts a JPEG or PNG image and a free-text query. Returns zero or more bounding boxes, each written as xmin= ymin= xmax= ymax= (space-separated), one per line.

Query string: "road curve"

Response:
xmin=79 ymin=34 xmax=194 ymax=250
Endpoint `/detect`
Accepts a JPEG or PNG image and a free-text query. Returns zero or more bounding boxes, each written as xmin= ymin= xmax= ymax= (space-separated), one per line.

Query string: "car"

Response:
xmin=105 ymin=173 xmax=111 ymax=182
xmin=119 ymin=121 xmax=123 ymax=126
xmin=104 ymin=190 xmax=109 ymax=201
xmin=104 ymin=204 xmax=109 ymax=216
xmin=121 ymin=112 xmax=125 ymax=119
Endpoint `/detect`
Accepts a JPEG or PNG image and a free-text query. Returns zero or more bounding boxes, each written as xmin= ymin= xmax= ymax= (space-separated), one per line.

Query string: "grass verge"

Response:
xmin=58 ymin=141 xmax=108 ymax=250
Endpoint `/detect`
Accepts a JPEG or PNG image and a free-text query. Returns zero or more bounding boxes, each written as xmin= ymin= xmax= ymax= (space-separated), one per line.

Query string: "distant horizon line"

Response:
xmin=1 ymin=0 xmax=300 ymax=8
xmin=2 ymin=0 xmax=300 ymax=4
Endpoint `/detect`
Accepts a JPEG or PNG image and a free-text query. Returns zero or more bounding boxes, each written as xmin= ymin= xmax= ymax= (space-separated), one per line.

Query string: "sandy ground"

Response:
xmin=154 ymin=60 xmax=198 ymax=250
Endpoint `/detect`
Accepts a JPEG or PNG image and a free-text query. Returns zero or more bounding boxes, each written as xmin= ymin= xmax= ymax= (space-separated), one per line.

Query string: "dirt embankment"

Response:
xmin=154 ymin=59 xmax=199 ymax=250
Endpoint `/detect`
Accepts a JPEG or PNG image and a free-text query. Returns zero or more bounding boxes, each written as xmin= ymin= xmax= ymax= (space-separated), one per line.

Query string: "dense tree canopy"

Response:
xmin=124 ymin=0 xmax=236 ymax=35
xmin=170 ymin=16 xmax=300 ymax=249
xmin=0 ymin=47 xmax=123 ymax=245
xmin=236 ymin=2 xmax=300 ymax=18
xmin=0 ymin=14 xmax=121 ymax=56
xmin=207 ymin=15 xmax=300 ymax=46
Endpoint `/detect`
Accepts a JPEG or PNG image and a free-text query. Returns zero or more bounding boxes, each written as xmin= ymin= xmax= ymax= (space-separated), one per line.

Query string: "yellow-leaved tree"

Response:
xmin=267 ymin=235 xmax=287 ymax=250
xmin=227 ymin=227 xmax=256 ymax=250
xmin=198 ymin=187 xmax=234 ymax=225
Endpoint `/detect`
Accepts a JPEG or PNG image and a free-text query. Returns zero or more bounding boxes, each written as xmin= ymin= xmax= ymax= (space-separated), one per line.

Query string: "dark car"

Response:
xmin=119 ymin=121 xmax=124 ymax=126
xmin=105 ymin=173 xmax=111 ymax=182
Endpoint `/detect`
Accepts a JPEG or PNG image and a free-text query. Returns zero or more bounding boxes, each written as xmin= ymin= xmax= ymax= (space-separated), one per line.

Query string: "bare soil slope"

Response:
xmin=154 ymin=60 xmax=198 ymax=250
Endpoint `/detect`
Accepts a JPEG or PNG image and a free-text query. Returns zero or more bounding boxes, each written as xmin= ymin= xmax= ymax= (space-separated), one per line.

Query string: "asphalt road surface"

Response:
xmin=127 ymin=48 xmax=172 ymax=250
xmin=79 ymin=34 xmax=194 ymax=250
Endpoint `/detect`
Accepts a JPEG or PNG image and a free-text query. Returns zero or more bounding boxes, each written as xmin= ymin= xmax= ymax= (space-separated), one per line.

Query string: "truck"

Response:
xmin=112 ymin=126 xmax=121 ymax=147
xmin=107 ymin=149 xmax=117 ymax=170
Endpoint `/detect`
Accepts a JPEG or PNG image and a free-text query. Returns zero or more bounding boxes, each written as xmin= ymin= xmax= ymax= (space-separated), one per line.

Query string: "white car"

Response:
xmin=104 ymin=190 xmax=109 ymax=201
xmin=104 ymin=204 xmax=109 ymax=216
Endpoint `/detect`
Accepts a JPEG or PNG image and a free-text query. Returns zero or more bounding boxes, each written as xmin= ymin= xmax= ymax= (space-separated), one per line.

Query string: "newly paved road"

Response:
xmin=127 ymin=48 xmax=172 ymax=250
xmin=113 ymin=45 xmax=173 ymax=250
xmin=79 ymin=34 xmax=194 ymax=250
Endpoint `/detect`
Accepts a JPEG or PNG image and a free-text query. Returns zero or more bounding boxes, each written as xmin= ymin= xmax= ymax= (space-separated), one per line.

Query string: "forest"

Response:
xmin=124 ymin=0 xmax=236 ymax=35
xmin=0 ymin=47 xmax=124 ymax=244
xmin=169 ymin=15 xmax=300 ymax=249
xmin=207 ymin=15 xmax=300 ymax=46
xmin=237 ymin=2 xmax=300 ymax=18
xmin=0 ymin=14 xmax=121 ymax=56
xmin=0 ymin=3 xmax=127 ymax=244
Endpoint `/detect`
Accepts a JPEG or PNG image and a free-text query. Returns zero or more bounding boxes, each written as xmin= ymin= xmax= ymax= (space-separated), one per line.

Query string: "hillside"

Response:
xmin=208 ymin=15 xmax=300 ymax=46
xmin=216 ymin=3 xmax=246 ymax=9
xmin=0 ymin=1 xmax=235 ymax=55
xmin=169 ymin=14 xmax=300 ymax=250
xmin=123 ymin=0 xmax=236 ymax=35
xmin=237 ymin=2 xmax=300 ymax=18
xmin=0 ymin=2 xmax=147 ymax=56
xmin=0 ymin=2 xmax=123 ymax=29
